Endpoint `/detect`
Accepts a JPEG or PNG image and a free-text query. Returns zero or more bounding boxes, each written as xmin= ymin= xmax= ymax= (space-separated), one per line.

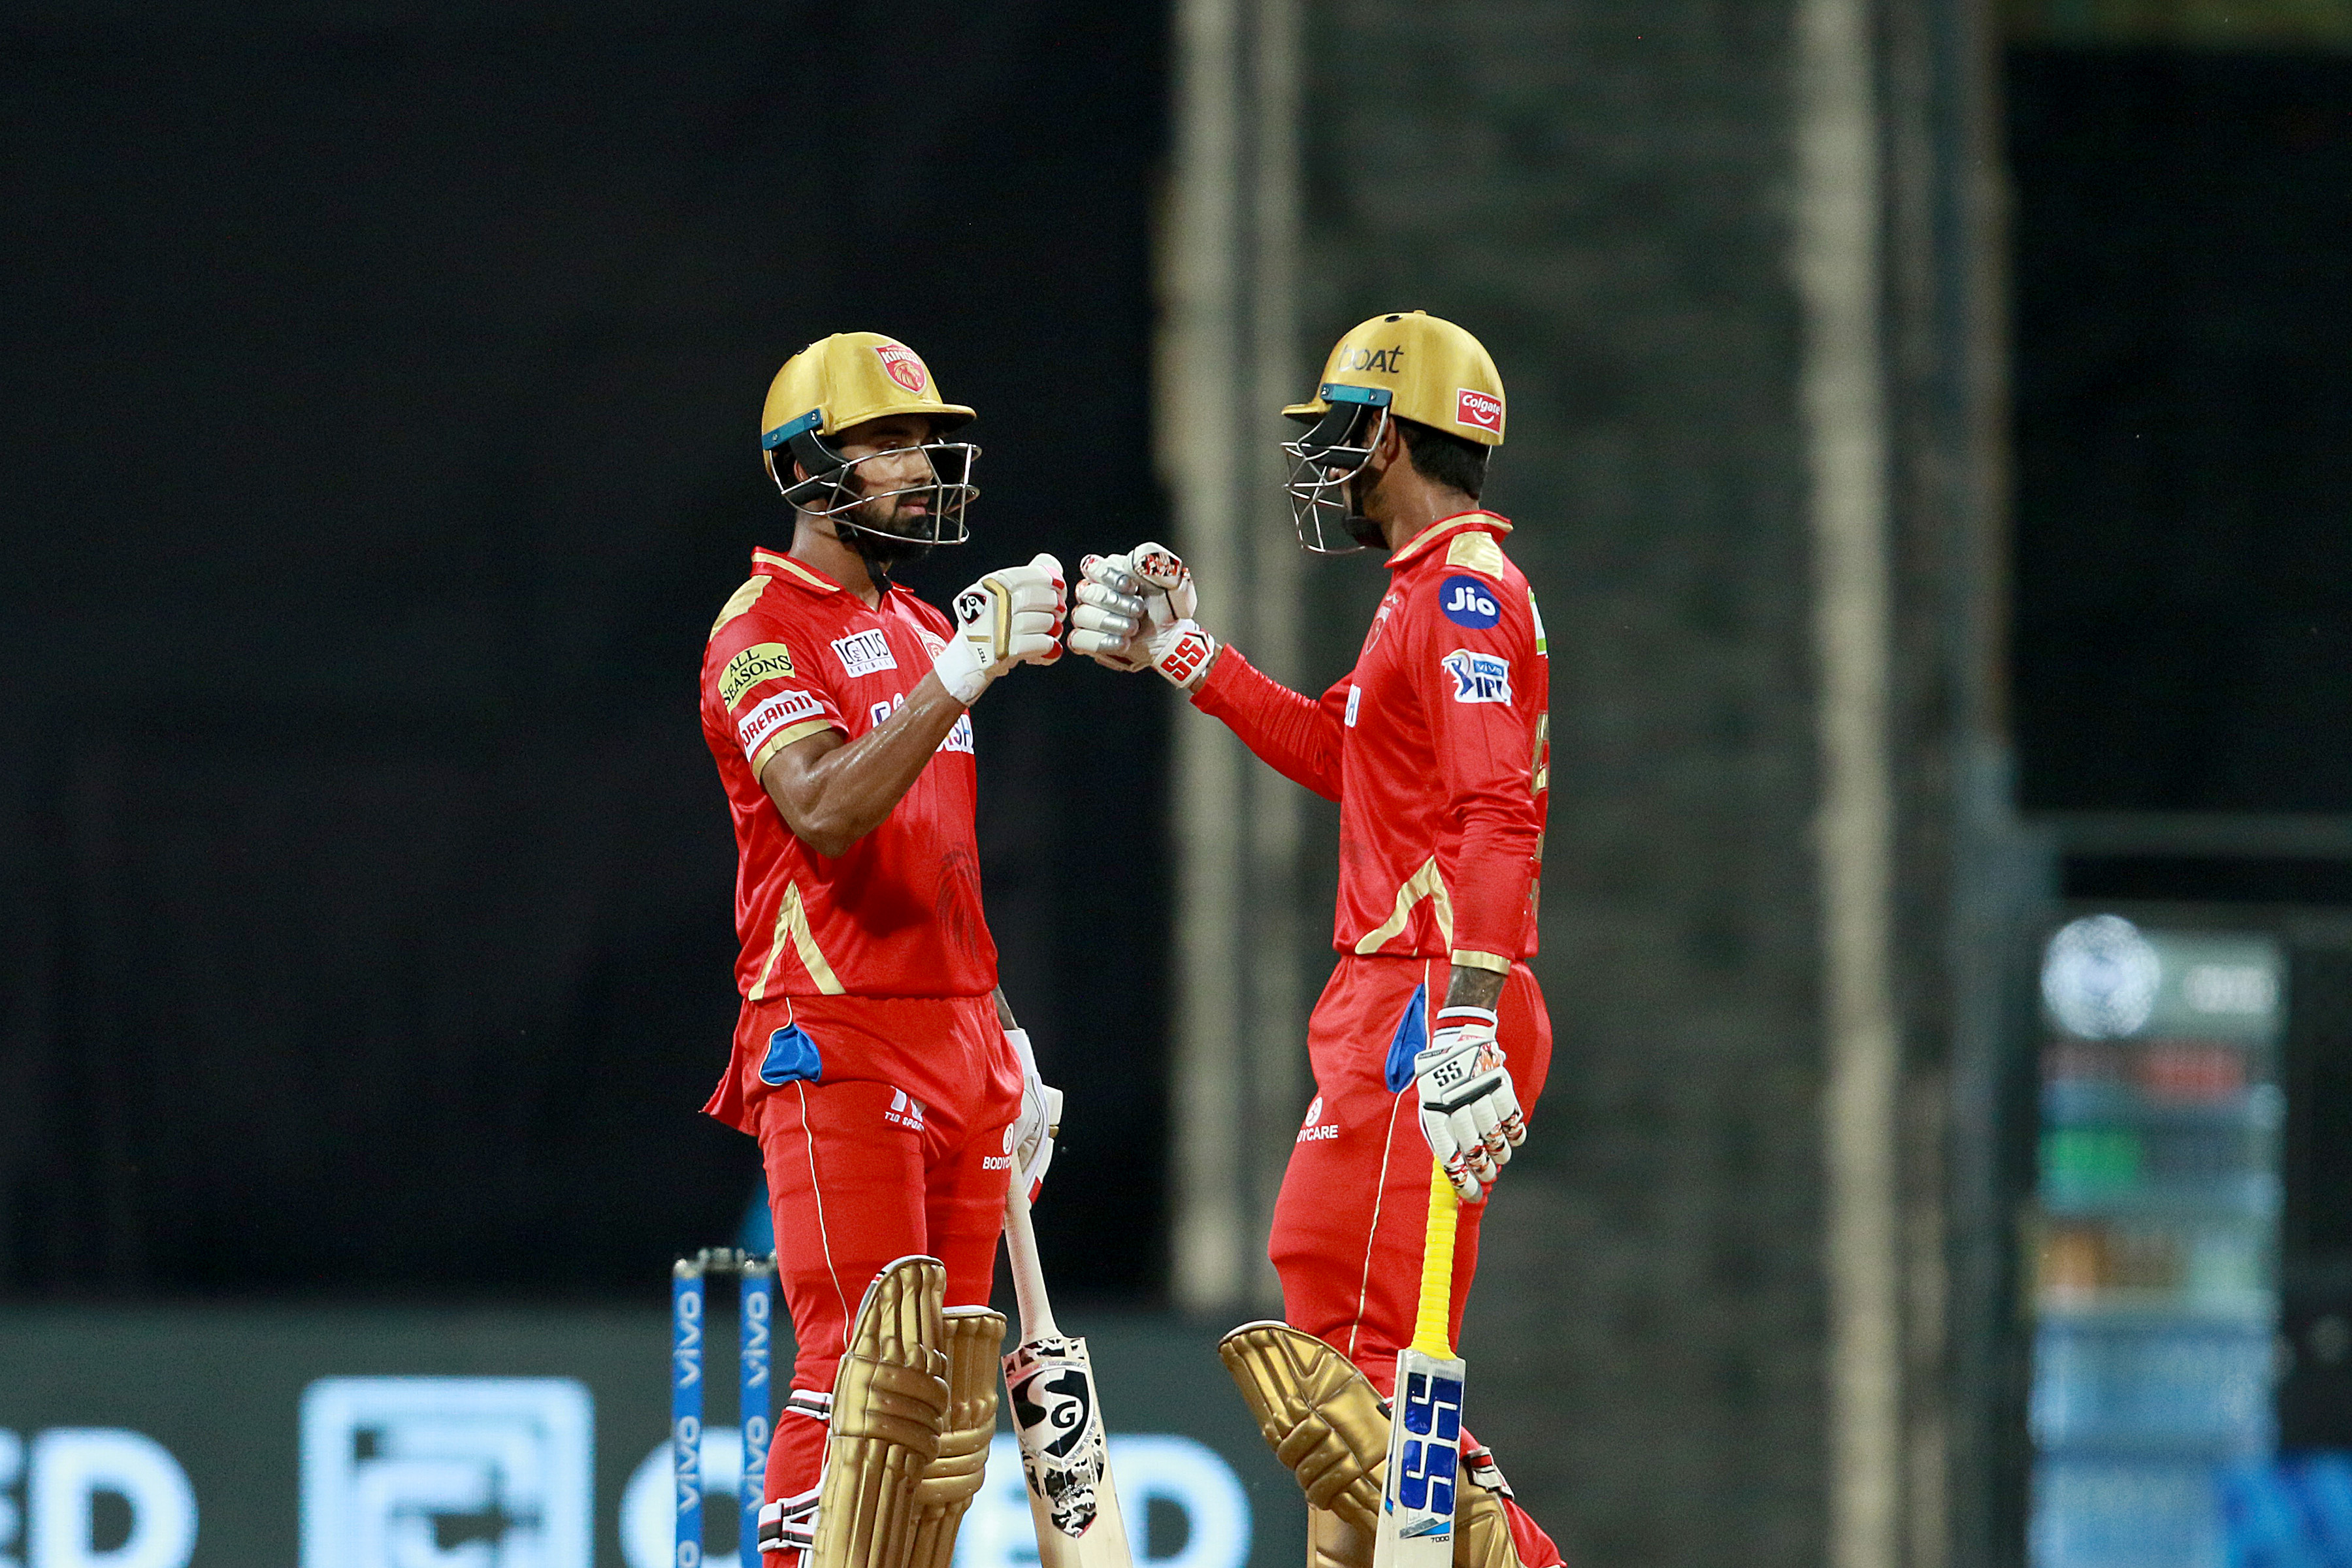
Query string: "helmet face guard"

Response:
xmin=1282 ymin=385 xmax=1390 ymax=555
xmin=763 ymin=414 xmax=981 ymax=549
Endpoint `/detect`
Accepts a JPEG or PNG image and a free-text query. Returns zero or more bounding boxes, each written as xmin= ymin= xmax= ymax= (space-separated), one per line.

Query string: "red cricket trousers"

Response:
xmin=730 ymin=992 xmax=1021 ymax=1551
xmin=1269 ymin=954 xmax=1565 ymax=1568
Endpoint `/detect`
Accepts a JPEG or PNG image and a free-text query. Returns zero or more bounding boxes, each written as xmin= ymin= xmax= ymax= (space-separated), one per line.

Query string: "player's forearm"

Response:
xmin=1442 ymin=963 xmax=1507 ymax=1012
xmin=762 ymin=672 xmax=966 ymax=855
xmin=1190 ymin=645 xmax=1345 ymax=800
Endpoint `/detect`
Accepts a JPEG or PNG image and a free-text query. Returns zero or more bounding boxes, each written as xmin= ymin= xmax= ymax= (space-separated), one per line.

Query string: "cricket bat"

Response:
xmin=1002 ymin=1180 xmax=1135 ymax=1568
xmin=1373 ymin=1160 xmax=1467 ymax=1568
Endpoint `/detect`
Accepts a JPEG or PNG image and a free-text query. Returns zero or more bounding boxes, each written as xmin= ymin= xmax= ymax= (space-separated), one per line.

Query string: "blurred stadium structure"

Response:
xmin=6 ymin=1 xmax=2352 ymax=1567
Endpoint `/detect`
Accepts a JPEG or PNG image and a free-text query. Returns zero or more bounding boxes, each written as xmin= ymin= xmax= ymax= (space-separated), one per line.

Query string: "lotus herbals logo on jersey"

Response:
xmin=874 ymin=342 xmax=928 ymax=393
xmin=1441 ymin=649 xmax=1512 ymax=706
xmin=719 ymin=642 xmax=796 ymax=708
xmin=831 ymin=628 xmax=896 ymax=679
xmin=1456 ymin=387 xmax=1503 ymax=434
xmin=1439 ymin=576 xmax=1500 ymax=629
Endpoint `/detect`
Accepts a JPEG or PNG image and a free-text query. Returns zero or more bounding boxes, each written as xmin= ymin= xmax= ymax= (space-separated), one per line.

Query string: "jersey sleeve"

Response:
xmin=1190 ymin=646 xmax=1348 ymax=802
xmin=1413 ymin=563 xmax=1544 ymax=972
xmin=704 ymin=593 xmax=849 ymax=780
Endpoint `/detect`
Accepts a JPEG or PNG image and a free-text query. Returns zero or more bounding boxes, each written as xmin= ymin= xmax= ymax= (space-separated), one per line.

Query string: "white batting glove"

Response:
xmin=1413 ymin=1007 xmax=1527 ymax=1202
xmin=1069 ymin=543 xmax=1217 ymax=691
xmin=933 ymin=553 xmax=1066 ymax=705
xmin=1004 ymin=1027 xmax=1063 ymax=1201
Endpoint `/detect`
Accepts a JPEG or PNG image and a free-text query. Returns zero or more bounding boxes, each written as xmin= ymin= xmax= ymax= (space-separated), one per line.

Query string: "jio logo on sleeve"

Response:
xmin=1439 ymin=577 xmax=1499 ymax=629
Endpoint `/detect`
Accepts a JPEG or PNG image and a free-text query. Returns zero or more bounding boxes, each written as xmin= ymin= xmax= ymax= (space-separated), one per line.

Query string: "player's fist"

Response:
xmin=934 ymin=553 xmax=1066 ymax=705
xmin=1412 ymin=1007 xmax=1526 ymax=1201
xmin=1069 ymin=553 xmax=1152 ymax=671
xmin=1068 ymin=542 xmax=1217 ymax=691
xmin=1004 ymin=1026 xmax=1063 ymax=1201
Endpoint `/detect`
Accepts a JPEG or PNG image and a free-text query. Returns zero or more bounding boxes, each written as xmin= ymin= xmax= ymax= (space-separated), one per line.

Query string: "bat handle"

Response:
xmin=1004 ymin=1179 xmax=1062 ymax=1343
xmin=1409 ymin=1159 xmax=1460 ymax=1360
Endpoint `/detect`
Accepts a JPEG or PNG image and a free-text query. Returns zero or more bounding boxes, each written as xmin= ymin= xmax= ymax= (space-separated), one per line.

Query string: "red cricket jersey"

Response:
xmin=1192 ymin=512 xmax=1548 ymax=970
xmin=699 ymin=546 xmax=998 ymax=1000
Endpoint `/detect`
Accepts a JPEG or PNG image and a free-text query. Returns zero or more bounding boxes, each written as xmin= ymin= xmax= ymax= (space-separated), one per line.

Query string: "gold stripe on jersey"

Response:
xmin=755 ymin=549 xmax=841 ymax=594
xmin=712 ymin=576 xmax=771 ymax=638
xmin=1353 ymin=855 xmax=1456 ymax=955
xmin=1445 ymin=530 xmax=1506 ymax=578
xmin=749 ymin=717 xmax=839 ymax=779
xmin=1450 ymin=948 xmax=1512 ymax=974
xmin=749 ymin=880 xmax=847 ymax=1000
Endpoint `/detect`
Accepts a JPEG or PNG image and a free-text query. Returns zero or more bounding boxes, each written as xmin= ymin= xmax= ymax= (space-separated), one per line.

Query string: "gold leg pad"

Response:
xmin=1307 ymin=1505 xmax=1375 ymax=1568
xmin=812 ymin=1256 xmax=953 ymax=1568
xmin=904 ymin=1307 xmax=1007 ymax=1568
xmin=1218 ymin=1322 xmax=1388 ymax=1535
xmin=1452 ymin=1480 xmax=1524 ymax=1568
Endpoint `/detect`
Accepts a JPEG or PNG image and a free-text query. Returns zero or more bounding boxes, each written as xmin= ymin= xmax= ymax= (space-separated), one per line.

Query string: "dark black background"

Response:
xmin=0 ymin=5 xmax=1171 ymax=1300
xmin=2008 ymin=48 xmax=2352 ymax=811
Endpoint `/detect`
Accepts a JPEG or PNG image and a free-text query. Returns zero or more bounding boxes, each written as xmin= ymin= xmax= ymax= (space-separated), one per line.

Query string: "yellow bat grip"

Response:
xmin=1410 ymin=1158 xmax=1460 ymax=1359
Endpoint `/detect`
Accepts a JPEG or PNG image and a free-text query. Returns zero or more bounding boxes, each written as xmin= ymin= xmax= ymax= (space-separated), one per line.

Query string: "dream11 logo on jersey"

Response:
xmin=874 ymin=343 xmax=928 ymax=394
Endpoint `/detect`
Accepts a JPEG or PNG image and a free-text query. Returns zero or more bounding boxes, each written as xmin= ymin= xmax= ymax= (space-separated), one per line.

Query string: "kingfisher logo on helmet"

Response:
xmin=874 ymin=343 xmax=929 ymax=394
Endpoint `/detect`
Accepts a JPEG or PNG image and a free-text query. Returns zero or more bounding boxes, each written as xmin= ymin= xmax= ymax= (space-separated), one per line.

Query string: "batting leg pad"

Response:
xmin=1218 ymin=1322 xmax=1388 ymax=1536
xmin=1308 ymin=1506 xmax=1375 ymax=1568
xmin=812 ymin=1256 xmax=953 ymax=1568
xmin=904 ymin=1307 xmax=1007 ymax=1568
xmin=1452 ymin=1448 xmax=1525 ymax=1568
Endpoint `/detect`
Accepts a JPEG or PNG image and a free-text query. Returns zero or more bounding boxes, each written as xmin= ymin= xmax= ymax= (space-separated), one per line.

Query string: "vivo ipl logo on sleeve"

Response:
xmin=1396 ymin=1370 xmax=1462 ymax=1517
xmin=1438 ymin=577 xmax=1499 ymax=629
xmin=1439 ymin=650 xmax=1512 ymax=706
xmin=300 ymin=1377 xmax=592 ymax=1568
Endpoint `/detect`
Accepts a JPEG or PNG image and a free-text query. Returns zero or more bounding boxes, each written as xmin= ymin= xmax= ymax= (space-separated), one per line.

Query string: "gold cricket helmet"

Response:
xmin=1280 ymin=311 xmax=1505 ymax=554
xmin=759 ymin=332 xmax=980 ymax=546
xmin=1282 ymin=310 xmax=1505 ymax=447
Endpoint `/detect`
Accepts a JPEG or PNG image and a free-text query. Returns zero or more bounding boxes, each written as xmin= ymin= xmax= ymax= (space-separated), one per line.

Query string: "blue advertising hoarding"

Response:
xmin=0 ymin=1305 xmax=1300 ymax=1568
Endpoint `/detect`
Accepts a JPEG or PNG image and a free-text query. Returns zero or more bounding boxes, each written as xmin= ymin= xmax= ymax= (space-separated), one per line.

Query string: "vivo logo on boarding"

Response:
xmin=1396 ymin=1371 xmax=1462 ymax=1517
xmin=1439 ymin=577 xmax=1499 ymax=629
xmin=299 ymin=1378 xmax=592 ymax=1568
xmin=1 ymin=1427 xmax=198 ymax=1568
xmin=1456 ymin=389 xmax=1503 ymax=434
xmin=1440 ymin=651 xmax=1511 ymax=706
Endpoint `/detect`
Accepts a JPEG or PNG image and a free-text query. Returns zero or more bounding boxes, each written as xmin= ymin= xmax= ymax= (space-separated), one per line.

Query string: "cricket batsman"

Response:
xmin=699 ymin=331 xmax=1068 ymax=1568
xmin=1070 ymin=312 xmax=1565 ymax=1568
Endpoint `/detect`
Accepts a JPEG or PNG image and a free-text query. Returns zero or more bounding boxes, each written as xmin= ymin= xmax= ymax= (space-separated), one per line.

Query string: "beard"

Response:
xmin=836 ymin=489 xmax=941 ymax=573
xmin=1341 ymin=470 xmax=1386 ymax=549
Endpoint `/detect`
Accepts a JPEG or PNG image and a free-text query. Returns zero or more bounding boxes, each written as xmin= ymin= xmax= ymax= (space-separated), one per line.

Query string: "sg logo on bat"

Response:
xmin=1396 ymin=1370 xmax=1463 ymax=1517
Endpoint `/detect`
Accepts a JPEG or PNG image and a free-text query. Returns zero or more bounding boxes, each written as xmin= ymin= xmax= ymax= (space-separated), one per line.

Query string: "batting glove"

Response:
xmin=1413 ymin=1007 xmax=1527 ymax=1202
xmin=1069 ymin=543 xmax=1218 ymax=691
xmin=1004 ymin=1026 xmax=1064 ymax=1201
xmin=933 ymin=553 xmax=1066 ymax=706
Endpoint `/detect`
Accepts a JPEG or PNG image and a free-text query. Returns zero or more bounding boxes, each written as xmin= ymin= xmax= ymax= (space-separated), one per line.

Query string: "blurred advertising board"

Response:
xmin=0 ymin=1304 xmax=1299 ymax=1568
xmin=2030 ymin=918 xmax=2285 ymax=1568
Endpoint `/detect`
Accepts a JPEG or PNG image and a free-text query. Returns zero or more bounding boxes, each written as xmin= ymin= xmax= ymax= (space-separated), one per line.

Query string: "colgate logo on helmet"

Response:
xmin=1456 ymin=388 xmax=1503 ymax=433
xmin=875 ymin=343 xmax=929 ymax=393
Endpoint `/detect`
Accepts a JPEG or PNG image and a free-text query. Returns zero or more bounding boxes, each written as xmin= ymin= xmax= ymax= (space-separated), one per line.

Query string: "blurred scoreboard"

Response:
xmin=0 ymin=1305 xmax=1299 ymax=1568
xmin=2029 ymin=918 xmax=2284 ymax=1568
